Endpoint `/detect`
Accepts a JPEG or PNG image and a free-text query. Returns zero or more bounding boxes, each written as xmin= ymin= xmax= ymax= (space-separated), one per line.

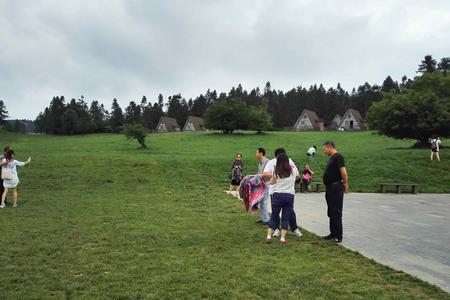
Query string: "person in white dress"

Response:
xmin=1 ymin=149 xmax=31 ymax=208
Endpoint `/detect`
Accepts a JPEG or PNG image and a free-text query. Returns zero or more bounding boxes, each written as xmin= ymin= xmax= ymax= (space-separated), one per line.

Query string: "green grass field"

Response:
xmin=0 ymin=131 xmax=449 ymax=299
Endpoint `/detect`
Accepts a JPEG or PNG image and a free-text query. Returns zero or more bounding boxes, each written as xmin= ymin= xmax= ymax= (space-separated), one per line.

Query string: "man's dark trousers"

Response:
xmin=325 ymin=183 xmax=344 ymax=239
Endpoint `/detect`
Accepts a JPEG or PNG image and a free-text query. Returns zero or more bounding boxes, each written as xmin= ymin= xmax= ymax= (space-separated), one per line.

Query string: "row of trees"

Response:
xmin=205 ymin=55 xmax=450 ymax=133
xmin=35 ymin=95 xmax=165 ymax=135
xmin=33 ymin=80 xmax=389 ymax=135
xmin=6 ymin=54 xmax=448 ymax=138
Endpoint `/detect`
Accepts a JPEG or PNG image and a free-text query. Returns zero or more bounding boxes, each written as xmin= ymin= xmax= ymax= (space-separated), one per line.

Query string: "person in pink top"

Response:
xmin=301 ymin=164 xmax=314 ymax=192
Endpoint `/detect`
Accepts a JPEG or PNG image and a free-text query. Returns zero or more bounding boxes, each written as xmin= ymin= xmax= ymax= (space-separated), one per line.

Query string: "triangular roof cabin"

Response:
xmin=156 ymin=117 xmax=180 ymax=133
xmin=340 ymin=109 xmax=366 ymax=130
xmin=330 ymin=115 xmax=342 ymax=130
xmin=183 ymin=116 xmax=205 ymax=131
xmin=293 ymin=109 xmax=323 ymax=131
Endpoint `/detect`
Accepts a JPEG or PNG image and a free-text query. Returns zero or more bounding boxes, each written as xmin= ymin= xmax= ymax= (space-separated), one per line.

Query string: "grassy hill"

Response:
xmin=0 ymin=131 xmax=449 ymax=299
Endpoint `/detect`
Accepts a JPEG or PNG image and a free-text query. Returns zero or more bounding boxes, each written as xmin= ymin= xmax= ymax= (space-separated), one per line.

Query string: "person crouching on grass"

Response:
xmin=1 ymin=149 xmax=32 ymax=208
xmin=265 ymin=153 xmax=299 ymax=245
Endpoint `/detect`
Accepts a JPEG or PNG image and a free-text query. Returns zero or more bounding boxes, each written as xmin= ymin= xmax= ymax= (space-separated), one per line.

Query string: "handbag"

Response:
xmin=1 ymin=167 xmax=13 ymax=180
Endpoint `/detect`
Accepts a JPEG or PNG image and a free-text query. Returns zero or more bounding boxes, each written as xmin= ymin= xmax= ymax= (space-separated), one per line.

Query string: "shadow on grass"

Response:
xmin=207 ymin=131 xmax=271 ymax=137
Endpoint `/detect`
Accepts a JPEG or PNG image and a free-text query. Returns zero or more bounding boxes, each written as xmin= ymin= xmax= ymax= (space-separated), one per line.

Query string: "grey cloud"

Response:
xmin=1 ymin=0 xmax=449 ymax=119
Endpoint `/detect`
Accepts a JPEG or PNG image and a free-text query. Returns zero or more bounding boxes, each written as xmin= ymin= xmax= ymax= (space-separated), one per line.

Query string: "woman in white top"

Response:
xmin=1 ymin=149 xmax=31 ymax=208
xmin=265 ymin=153 xmax=299 ymax=244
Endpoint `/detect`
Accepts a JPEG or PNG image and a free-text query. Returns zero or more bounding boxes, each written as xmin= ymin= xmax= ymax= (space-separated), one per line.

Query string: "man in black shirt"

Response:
xmin=322 ymin=141 xmax=348 ymax=243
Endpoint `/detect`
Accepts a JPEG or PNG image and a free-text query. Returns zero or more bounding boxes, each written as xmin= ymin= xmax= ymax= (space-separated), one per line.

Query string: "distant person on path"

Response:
xmin=228 ymin=153 xmax=243 ymax=195
xmin=1 ymin=149 xmax=32 ymax=208
xmin=306 ymin=146 xmax=317 ymax=157
xmin=301 ymin=164 xmax=314 ymax=192
xmin=322 ymin=141 xmax=348 ymax=243
xmin=0 ymin=145 xmax=11 ymax=204
xmin=256 ymin=147 xmax=270 ymax=224
xmin=263 ymin=148 xmax=303 ymax=239
xmin=265 ymin=153 xmax=299 ymax=244
xmin=430 ymin=136 xmax=442 ymax=162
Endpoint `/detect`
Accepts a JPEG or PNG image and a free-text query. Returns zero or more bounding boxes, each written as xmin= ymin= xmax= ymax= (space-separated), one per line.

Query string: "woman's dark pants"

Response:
xmin=269 ymin=193 xmax=294 ymax=231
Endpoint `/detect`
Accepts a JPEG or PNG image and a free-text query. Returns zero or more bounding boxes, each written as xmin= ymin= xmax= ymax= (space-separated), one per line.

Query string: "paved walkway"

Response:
xmin=294 ymin=192 xmax=450 ymax=293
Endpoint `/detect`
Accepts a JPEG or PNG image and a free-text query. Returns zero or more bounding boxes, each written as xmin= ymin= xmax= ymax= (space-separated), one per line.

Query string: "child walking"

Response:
xmin=1 ymin=149 xmax=32 ymax=208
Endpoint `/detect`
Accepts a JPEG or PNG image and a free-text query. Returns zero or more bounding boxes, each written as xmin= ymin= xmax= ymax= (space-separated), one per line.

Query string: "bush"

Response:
xmin=124 ymin=123 xmax=147 ymax=148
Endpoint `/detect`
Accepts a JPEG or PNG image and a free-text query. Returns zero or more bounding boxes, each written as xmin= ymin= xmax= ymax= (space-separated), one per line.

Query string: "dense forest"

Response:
xmin=1 ymin=55 xmax=448 ymax=135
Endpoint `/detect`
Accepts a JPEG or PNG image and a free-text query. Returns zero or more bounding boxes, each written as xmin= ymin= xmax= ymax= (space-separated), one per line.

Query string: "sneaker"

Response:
xmin=293 ymin=229 xmax=303 ymax=238
xmin=273 ymin=229 xmax=281 ymax=237
xmin=12 ymin=203 xmax=17 ymax=208
xmin=329 ymin=237 xmax=342 ymax=243
xmin=0 ymin=203 xmax=5 ymax=208
xmin=265 ymin=237 xmax=272 ymax=244
xmin=279 ymin=240 xmax=288 ymax=245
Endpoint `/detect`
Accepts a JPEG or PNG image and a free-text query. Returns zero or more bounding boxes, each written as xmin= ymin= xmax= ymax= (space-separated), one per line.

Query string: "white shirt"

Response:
xmin=307 ymin=147 xmax=316 ymax=156
xmin=272 ymin=169 xmax=299 ymax=195
xmin=2 ymin=159 xmax=25 ymax=176
xmin=263 ymin=158 xmax=298 ymax=195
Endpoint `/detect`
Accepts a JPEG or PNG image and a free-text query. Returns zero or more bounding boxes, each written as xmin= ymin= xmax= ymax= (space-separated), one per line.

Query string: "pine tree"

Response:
xmin=438 ymin=57 xmax=450 ymax=76
xmin=167 ymin=94 xmax=188 ymax=126
xmin=417 ymin=55 xmax=437 ymax=74
xmin=90 ymin=100 xmax=108 ymax=132
xmin=48 ymin=96 xmax=66 ymax=134
xmin=381 ymin=76 xmax=399 ymax=93
xmin=0 ymin=100 xmax=8 ymax=125
xmin=110 ymin=98 xmax=124 ymax=133
xmin=141 ymin=96 xmax=154 ymax=130
xmin=125 ymin=101 xmax=142 ymax=124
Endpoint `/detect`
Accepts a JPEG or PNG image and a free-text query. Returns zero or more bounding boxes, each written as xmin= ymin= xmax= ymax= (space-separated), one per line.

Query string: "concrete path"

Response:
xmin=294 ymin=192 xmax=450 ymax=293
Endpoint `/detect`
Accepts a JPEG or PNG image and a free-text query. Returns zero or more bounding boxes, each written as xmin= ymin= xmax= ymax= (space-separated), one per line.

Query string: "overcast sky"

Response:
xmin=1 ymin=0 xmax=449 ymax=119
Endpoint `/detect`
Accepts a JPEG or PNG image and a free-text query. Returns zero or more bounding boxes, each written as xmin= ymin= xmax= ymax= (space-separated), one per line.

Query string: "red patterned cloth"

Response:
xmin=239 ymin=175 xmax=268 ymax=212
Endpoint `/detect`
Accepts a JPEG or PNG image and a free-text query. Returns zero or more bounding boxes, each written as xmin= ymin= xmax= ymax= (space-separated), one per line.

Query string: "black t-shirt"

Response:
xmin=323 ymin=153 xmax=345 ymax=185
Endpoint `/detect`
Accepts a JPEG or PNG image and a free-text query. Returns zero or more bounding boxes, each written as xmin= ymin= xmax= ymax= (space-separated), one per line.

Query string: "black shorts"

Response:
xmin=231 ymin=179 xmax=241 ymax=186
xmin=432 ymin=149 xmax=439 ymax=153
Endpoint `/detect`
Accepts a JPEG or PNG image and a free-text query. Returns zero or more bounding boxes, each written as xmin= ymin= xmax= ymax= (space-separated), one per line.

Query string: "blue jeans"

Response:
xmin=259 ymin=189 xmax=270 ymax=222
xmin=269 ymin=193 xmax=294 ymax=230
xmin=270 ymin=194 xmax=298 ymax=231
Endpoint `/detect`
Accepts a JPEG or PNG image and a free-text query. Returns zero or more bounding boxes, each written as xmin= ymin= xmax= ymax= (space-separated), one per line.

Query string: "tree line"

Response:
xmin=30 ymin=80 xmax=391 ymax=135
xmin=0 ymin=55 xmax=448 ymax=136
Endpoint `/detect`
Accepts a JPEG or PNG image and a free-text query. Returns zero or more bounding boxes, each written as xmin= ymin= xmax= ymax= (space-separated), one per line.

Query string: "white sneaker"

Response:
xmin=293 ymin=229 xmax=303 ymax=238
xmin=0 ymin=203 xmax=5 ymax=208
xmin=273 ymin=229 xmax=281 ymax=237
xmin=12 ymin=203 xmax=17 ymax=208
